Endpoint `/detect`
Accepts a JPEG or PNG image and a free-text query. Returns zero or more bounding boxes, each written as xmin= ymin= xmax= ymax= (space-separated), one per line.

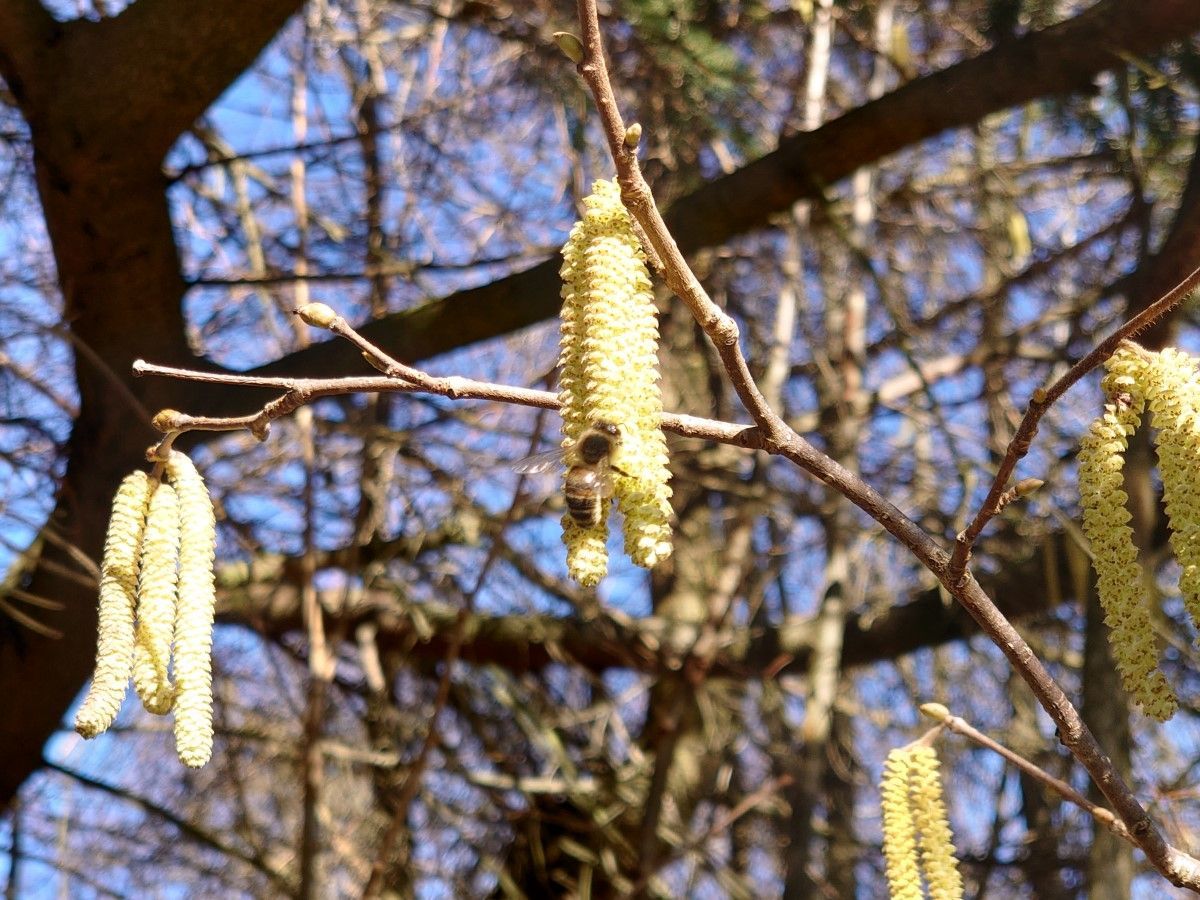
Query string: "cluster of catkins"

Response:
xmin=75 ymin=450 xmax=217 ymax=767
xmin=557 ymin=178 xmax=673 ymax=586
xmin=1078 ymin=341 xmax=1200 ymax=722
xmin=879 ymin=738 xmax=963 ymax=900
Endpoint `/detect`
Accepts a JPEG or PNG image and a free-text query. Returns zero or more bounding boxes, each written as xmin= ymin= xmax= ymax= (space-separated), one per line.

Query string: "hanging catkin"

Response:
xmin=166 ymin=450 xmax=218 ymax=768
xmin=557 ymin=178 xmax=672 ymax=585
xmin=75 ymin=471 xmax=152 ymax=739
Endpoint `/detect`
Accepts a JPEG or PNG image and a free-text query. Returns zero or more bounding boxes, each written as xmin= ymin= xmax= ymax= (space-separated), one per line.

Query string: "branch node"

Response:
xmin=443 ymin=376 xmax=466 ymax=400
xmin=710 ymin=314 xmax=739 ymax=348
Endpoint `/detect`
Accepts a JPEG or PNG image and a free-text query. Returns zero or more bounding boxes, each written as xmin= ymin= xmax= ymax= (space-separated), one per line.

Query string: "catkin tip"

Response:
xmin=563 ymin=516 xmax=608 ymax=587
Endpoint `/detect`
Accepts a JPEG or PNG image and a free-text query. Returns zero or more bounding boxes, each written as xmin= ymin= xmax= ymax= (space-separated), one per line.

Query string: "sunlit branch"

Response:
xmin=918 ymin=704 xmax=1136 ymax=847
xmin=569 ymin=0 xmax=1200 ymax=889
xmin=132 ymin=353 xmax=752 ymax=447
xmin=949 ymin=261 xmax=1200 ymax=580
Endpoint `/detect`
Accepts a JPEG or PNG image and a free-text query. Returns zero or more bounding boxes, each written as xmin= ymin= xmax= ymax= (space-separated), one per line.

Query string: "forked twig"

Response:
xmin=948 ymin=262 xmax=1200 ymax=581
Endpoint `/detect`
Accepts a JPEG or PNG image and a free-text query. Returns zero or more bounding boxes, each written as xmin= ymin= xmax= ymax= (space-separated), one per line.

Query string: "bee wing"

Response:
xmin=598 ymin=467 xmax=617 ymax=498
xmin=512 ymin=446 xmax=570 ymax=475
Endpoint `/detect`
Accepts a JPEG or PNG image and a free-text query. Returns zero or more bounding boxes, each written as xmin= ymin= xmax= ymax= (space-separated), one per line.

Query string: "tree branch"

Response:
xmin=949 ymin=262 xmax=1200 ymax=579
xmin=919 ymin=704 xmax=1138 ymax=849
xmin=568 ymin=0 xmax=1200 ymax=889
xmin=207 ymin=0 xmax=1200 ymax=385
xmin=22 ymin=0 xmax=303 ymax=160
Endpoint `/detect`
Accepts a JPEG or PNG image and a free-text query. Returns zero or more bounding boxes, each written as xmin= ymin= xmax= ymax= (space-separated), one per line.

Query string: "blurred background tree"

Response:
xmin=1 ymin=0 xmax=1200 ymax=896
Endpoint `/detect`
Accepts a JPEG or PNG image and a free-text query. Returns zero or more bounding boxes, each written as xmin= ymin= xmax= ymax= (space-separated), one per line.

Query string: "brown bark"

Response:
xmin=0 ymin=0 xmax=301 ymax=805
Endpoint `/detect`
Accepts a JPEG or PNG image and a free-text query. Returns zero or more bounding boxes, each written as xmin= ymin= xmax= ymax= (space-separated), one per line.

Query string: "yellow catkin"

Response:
xmin=132 ymin=480 xmax=180 ymax=715
xmin=557 ymin=238 xmax=608 ymax=585
xmin=557 ymin=178 xmax=672 ymax=583
xmin=75 ymin=471 xmax=152 ymax=739
xmin=166 ymin=451 xmax=217 ymax=768
xmin=562 ymin=516 xmax=609 ymax=588
xmin=1144 ymin=347 xmax=1200 ymax=629
xmin=907 ymin=746 xmax=963 ymax=900
xmin=879 ymin=749 xmax=922 ymax=900
xmin=1079 ymin=346 xmax=1177 ymax=720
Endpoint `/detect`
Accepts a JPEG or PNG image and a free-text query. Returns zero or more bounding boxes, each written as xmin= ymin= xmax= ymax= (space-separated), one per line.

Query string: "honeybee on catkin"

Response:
xmin=555 ymin=178 xmax=673 ymax=586
xmin=515 ymin=420 xmax=628 ymax=527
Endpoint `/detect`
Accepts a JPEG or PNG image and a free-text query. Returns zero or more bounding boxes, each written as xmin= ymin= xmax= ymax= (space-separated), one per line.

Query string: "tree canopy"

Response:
xmin=2 ymin=0 xmax=1200 ymax=896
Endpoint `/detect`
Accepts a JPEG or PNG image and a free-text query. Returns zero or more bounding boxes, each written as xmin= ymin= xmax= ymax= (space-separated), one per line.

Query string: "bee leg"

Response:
xmin=611 ymin=464 xmax=632 ymax=478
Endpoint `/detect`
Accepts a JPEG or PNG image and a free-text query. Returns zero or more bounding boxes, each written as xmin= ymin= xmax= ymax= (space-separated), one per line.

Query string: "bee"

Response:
xmin=514 ymin=420 xmax=628 ymax=527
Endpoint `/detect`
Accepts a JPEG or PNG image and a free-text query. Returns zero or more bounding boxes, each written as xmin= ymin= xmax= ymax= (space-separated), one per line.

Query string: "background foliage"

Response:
xmin=2 ymin=0 xmax=1200 ymax=896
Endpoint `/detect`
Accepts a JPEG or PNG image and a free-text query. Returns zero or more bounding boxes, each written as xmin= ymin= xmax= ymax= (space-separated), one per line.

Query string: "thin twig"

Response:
xmin=920 ymin=705 xmax=1136 ymax=846
xmin=132 ymin=356 xmax=752 ymax=445
xmin=948 ymin=261 xmax=1200 ymax=580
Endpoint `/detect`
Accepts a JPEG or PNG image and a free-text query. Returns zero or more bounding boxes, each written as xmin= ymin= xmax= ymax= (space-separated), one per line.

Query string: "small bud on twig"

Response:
xmin=919 ymin=702 xmax=951 ymax=723
xmin=992 ymin=476 xmax=1045 ymax=516
xmin=553 ymin=31 xmax=585 ymax=64
xmin=623 ymin=123 xmax=642 ymax=151
xmin=295 ymin=302 xmax=339 ymax=329
xmin=152 ymin=409 xmax=187 ymax=433
xmin=1013 ymin=477 xmax=1044 ymax=497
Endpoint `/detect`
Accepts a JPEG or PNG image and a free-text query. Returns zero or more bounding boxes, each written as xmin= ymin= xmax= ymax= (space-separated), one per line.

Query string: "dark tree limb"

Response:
xmin=4 ymin=0 xmax=303 ymax=162
xmin=191 ymin=0 xmax=1200 ymax=388
xmin=0 ymin=0 xmax=302 ymax=806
